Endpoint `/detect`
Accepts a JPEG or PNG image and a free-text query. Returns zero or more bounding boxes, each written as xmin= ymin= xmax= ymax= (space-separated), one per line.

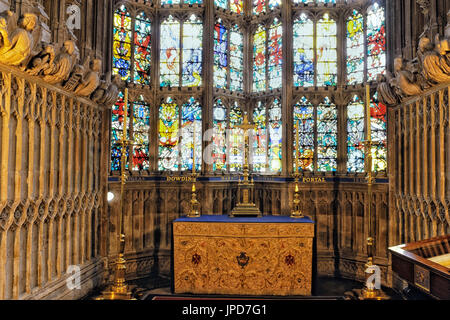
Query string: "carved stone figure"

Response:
xmin=91 ymin=72 xmax=121 ymax=106
xmin=419 ymin=36 xmax=450 ymax=83
xmin=376 ymin=73 xmax=399 ymax=106
xmin=42 ymin=40 xmax=78 ymax=84
xmin=0 ymin=13 xmax=38 ymax=67
xmin=391 ymin=56 xmax=422 ymax=97
xmin=74 ymin=58 xmax=102 ymax=97
xmin=26 ymin=43 xmax=55 ymax=76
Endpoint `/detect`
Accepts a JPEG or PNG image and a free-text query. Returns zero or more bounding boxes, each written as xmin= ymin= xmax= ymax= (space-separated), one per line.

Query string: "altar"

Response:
xmin=172 ymin=215 xmax=315 ymax=296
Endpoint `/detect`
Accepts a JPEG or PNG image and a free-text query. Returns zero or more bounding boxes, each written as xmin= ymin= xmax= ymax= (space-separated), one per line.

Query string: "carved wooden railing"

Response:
xmin=388 ymin=83 xmax=450 ymax=247
xmin=0 ymin=64 xmax=109 ymax=300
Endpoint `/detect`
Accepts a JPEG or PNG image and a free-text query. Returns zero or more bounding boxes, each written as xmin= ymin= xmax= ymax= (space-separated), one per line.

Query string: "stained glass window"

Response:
xmin=268 ymin=18 xmax=282 ymax=90
xmin=113 ymin=7 xmax=151 ymax=85
xmin=370 ymin=92 xmax=387 ymax=172
xmin=159 ymin=97 xmax=179 ymax=171
xmin=215 ymin=0 xmax=227 ymax=9
xmin=215 ymin=0 xmax=243 ymax=14
xmin=113 ymin=5 xmax=132 ymax=82
xmin=317 ymin=97 xmax=338 ymax=172
xmin=214 ymin=19 xmax=228 ymax=89
xmin=132 ymin=97 xmax=150 ymax=171
xmin=230 ymin=25 xmax=244 ymax=91
xmin=230 ymin=103 xmax=244 ymax=172
xmin=133 ymin=12 xmax=151 ymax=85
xmin=293 ymin=14 xmax=314 ymax=87
xmin=111 ymin=92 xmax=130 ymax=171
xmin=212 ymin=99 xmax=228 ymax=171
xmin=214 ymin=22 xmax=243 ymax=91
xmin=181 ymin=98 xmax=202 ymax=172
xmin=161 ymin=0 xmax=203 ymax=4
xmin=293 ymin=97 xmax=314 ymax=172
xmin=252 ymin=99 xmax=282 ymax=173
xmin=253 ymin=25 xmax=266 ymax=92
xmin=253 ymin=0 xmax=281 ymax=15
xmin=182 ymin=15 xmax=203 ymax=86
xmin=367 ymin=2 xmax=386 ymax=81
xmin=346 ymin=10 xmax=364 ymax=85
xmin=230 ymin=0 xmax=243 ymax=14
xmin=347 ymin=95 xmax=365 ymax=173
xmin=160 ymin=16 xmax=180 ymax=87
xmin=211 ymin=101 xmax=244 ymax=172
xmin=317 ymin=13 xmax=337 ymax=86
xmin=293 ymin=0 xmax=336 ymax=3
xmin=252 ymin=102 xmax=267 ymax=172
xmin=158 ymin=97 xmax=202 ymax=172
xmin=268 ymin=99 xmax=282 ymax=172
xmin=160 ymin=15 xmax=203 ymax=87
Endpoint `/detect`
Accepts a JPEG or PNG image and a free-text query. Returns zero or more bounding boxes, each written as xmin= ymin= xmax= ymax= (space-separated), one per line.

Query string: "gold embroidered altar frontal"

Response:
xmin=173 ymin=217 xmax=315 ymax=296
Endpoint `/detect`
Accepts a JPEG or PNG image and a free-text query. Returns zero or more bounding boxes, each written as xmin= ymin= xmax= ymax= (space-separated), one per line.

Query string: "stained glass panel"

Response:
xmin=113 ymin=5 xmax=132 ymax=82
xmin=253 ymin=25 xmax=266 ymax=92
xmin=252 ymin=102 xmax=267 ymax=172
xmin=181 ymin=98 xmax=202 ymax=172
xmin=215 ymin=0 xmax=227 ymax=9
xmin=159 ymin=97 xmax=179 ymax=171
xmin=132 ymin=97 xmax=150 ymax=171
xmin=367 ymin=2 xmax=386 ymax=81
xmin=214 ymin=19 xmax=228 ymax=88
xmin=134 ymin=12 xmax=151 ymax=85
xmin=293 ymin=97 xmax=314 ymax=172
xmin=253 ymin=0 xmax=280 ymax=14
xmin=212 ymin=99 xmax=227 ymax=171
xmin=347 ymin=95 xmax=365 ymax=172
xmin=317 ymin=14 xmax=337 ymax=86
xmin=253 ymin=0 xmax=267 ymax=15
xmin=346 ymin=10 xmax=364 ymax=84
xmin=182 ymin=15 xmax=203 ymax=86
xmin=293 ymin=14 xmax=314 ymax=87
xmin=268 ymin=99 xmax=282 ymax=172
xmin=160 ymin=16 xmax=180 ymax=87
xmin=230 ymin=103 xmax=244 ymax=172
xmin=268 ymin=18 xmax=282 ymax=90
xmin=317 ymin=97 xmax=338 ymax=171
xmin=230 ymin=0 xmax=243 ymax=14
xmin=293 ymin=0 xmax=336 ymax=3
xmin=111 ymin=92 xmax=130 ymax=171
xmin=230 ymin=25 xmax=244 ymax=91
xmin=371 ymin=92 xmax=387 ymax=172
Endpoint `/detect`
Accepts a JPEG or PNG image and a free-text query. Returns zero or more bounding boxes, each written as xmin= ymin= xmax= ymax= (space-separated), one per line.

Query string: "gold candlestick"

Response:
xmin=98 ymin=88 xmax=134 ymax=300
xmin=187 ymin=121 xmax=200 ymax=218
xmin=291 ymin=119 xmax=304 ymax=218
xmin=347 ymin=84 xmax=388 ymax=300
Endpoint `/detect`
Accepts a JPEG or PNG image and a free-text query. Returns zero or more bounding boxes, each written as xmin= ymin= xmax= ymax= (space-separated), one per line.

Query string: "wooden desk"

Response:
xmin=173 ymin=215 xmax=315 ymax=296
xmin=389 ymin=235 xmax=450 ymax=300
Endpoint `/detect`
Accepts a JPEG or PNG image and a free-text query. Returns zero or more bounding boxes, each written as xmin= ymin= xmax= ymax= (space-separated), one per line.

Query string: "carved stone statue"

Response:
xmin=422 ymin=36 xmax=450 ymax=83
xmin=376 ymin=73 xmax=399 ymax=106
xmin=26 ymin=43 xmax=55 ymax=76
xmin=42 ymin=40 xmax=78 ymax=84
xmin=91 ymin=72 xmax=121 ymax=106
xmin=74 ymin=58 xmax=102 ymax=97
xmin=391 ymin=56 xmax=422 ymax=97
xmin=0 ymin=13 xmax=38 ymax=67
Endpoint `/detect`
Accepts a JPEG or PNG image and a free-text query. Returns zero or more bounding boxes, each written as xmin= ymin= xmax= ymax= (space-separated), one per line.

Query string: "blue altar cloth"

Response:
xmin=174 ymin=215 xmax=314 ymax=224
